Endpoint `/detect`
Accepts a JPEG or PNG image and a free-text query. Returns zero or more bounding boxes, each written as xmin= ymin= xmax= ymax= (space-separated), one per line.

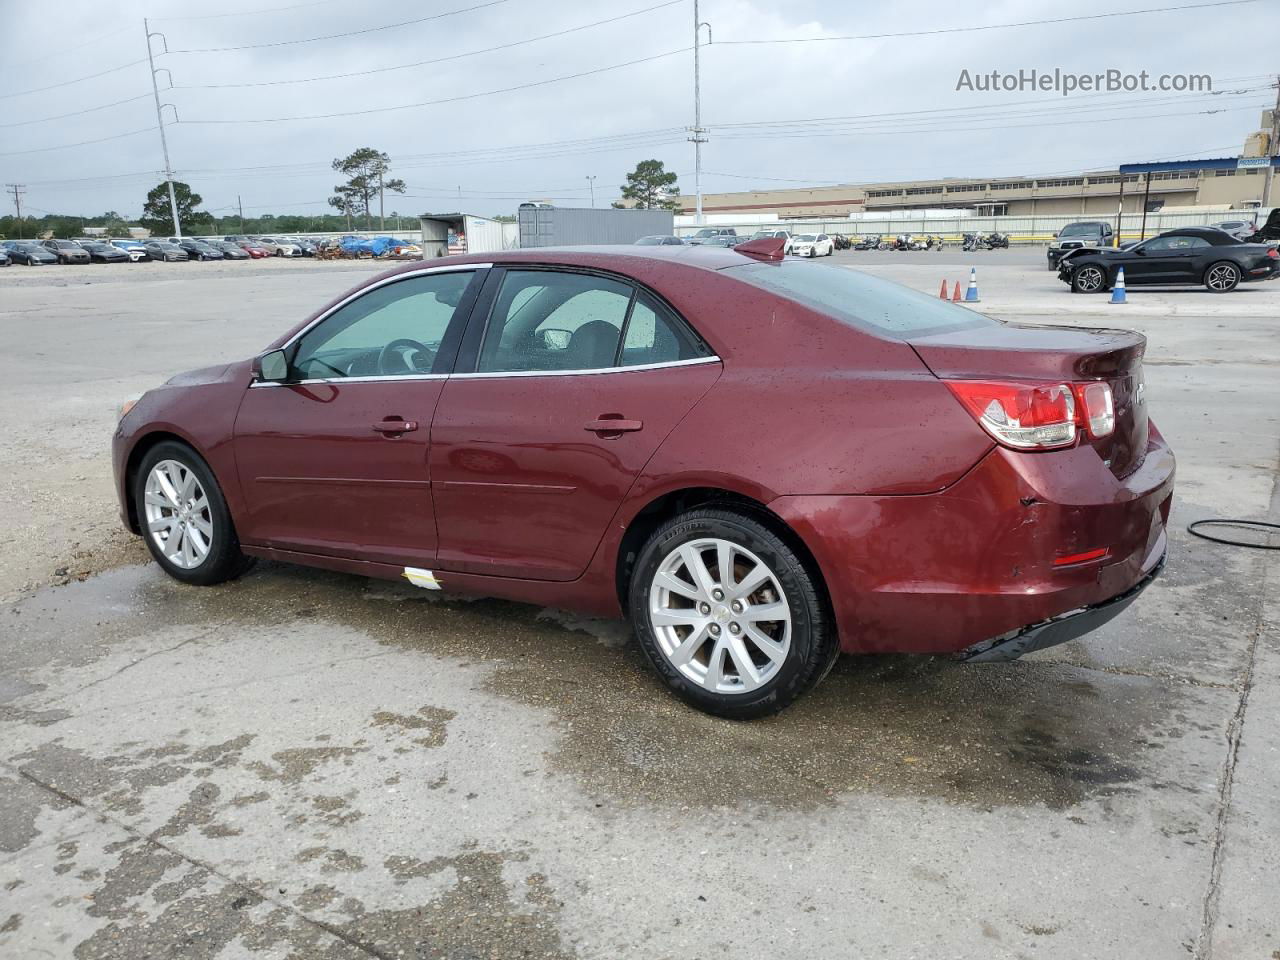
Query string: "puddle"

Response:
xmin=3 ymin=561 xmax=1218 ymax=812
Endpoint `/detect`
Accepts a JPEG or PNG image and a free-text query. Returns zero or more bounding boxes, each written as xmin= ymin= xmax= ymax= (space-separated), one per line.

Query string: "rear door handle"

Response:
xmin=585 ymin=416 xmax=643 ymax=435
xmin=373 ymin=419 xmax=418 ymax=434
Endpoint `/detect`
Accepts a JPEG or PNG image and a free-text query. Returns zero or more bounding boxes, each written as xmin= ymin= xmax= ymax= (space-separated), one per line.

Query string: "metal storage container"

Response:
xmin=517 ymin=205 xmax=674 ymax=247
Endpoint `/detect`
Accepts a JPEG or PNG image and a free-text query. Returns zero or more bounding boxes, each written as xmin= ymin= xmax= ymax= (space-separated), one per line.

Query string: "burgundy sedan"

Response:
xmin=113 ymin=239 xmax=1173 ymax=718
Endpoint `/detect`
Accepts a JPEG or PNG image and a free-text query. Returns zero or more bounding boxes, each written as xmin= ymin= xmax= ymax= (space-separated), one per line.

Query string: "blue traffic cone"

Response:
xmin=1109 ymin=267 xmax=1127 ymax=304
xmin=964 ymin=267 xmax=980 ymax=302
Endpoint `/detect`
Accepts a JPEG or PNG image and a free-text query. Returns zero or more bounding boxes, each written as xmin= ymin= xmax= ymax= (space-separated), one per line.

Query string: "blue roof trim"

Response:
xmin=1119 ymin=156 xmax=1280 ymax=173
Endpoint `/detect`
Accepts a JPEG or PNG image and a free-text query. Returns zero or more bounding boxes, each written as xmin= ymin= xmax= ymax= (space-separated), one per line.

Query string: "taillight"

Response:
xmin=1077 ymin=381 xmax=1114 ymax=438
xmin=1267 ymin=247 xmax=1279 ymax=259
xmin=944 ymin=379 xmax=1115 ymax=450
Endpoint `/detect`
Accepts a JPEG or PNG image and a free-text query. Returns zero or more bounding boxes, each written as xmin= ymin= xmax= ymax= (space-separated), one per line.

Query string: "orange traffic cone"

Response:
xmin=939 ymin=279 xmax=948 ymax=299
xmin=951 ymin=280 xmax=962 ymax=302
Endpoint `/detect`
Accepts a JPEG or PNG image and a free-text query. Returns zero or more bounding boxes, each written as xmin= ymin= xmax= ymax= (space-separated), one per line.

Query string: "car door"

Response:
xmin=232 ymin=266 xmax=483 ymax=566
xmin=429 ymin=266 xmax=721 ymax=581
xmin=1163 ymin=236 xmax=1212 ymax=282
xmin=1124 ymin=236 xmax=1182 ymax=283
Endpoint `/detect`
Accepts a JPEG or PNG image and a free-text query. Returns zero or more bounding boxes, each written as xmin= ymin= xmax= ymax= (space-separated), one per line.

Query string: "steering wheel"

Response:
xmin=377 ymin=338 xmax=433 ymax=376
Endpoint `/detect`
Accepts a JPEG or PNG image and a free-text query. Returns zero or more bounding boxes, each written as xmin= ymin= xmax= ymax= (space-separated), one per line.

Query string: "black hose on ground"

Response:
xmin=1187 ymin=519 xmax=1280 ymax=550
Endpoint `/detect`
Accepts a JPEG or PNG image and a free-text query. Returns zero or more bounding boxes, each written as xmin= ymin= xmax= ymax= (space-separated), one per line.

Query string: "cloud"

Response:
xmin=0 ymin=0 xmax=1272 ymax=219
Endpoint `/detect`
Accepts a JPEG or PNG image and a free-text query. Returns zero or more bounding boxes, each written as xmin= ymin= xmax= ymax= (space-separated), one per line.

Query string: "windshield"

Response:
xmin=693 ymin=229 xmax=716 ymax=237
xmin=1060 ymin=223 xmax=1102 ymax=237
xmin=634 ymin=236 xmax=662 ymax=245
xmin=727 ymin=261 xmax=995 ymax=337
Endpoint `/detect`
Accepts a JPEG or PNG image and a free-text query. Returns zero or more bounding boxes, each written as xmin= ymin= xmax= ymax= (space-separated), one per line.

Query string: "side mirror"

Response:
xmin=253 ymin=349 xmax=290 ymax=382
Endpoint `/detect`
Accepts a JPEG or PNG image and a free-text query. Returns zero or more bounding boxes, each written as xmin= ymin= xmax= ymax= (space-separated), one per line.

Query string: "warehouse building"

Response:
xmin=678 ymin=121 xmax=1275 ymax=219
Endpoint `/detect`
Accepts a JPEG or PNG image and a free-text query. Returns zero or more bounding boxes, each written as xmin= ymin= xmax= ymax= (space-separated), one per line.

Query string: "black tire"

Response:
xmin=133 ymin=441 xmax=254 ymax=586
xmin=1204 ymin=260 xmax=1240 ymax=293
xmin=628 ymin=507 xmax=836 ymax=720
xmin=1071 ymin=264 xmax=1107 ymax=294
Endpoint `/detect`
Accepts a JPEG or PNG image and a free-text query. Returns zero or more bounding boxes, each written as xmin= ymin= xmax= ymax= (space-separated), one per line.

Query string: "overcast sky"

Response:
xmin=1 ymin=0 xmax=1276 ymax=221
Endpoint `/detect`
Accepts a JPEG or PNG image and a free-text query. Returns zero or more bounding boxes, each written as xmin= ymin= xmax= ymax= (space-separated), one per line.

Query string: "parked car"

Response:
xmin=236 ymin=241 xmax=273 ymax=259
xmin=4 ymin=240 xmax=58 ymax=265
xmin=169 ymin=238 xmax=224 ymax=261
xmin=0 ymin=247 xmax=8 ymax=266
xmin=80 ymin=241 xmax=130 ymax=264
xmin=205 ymin=240 xmax=250 ymax=260
xmin=1209 ymin=219 xmax=1256 ymax=241
xmin=112 ymin=239 xmax=1173 ymax=718
xmin=789 ymin=233 xmax=834 ymax=257
xmin=687 ymin=227 xmax=737 ymax=245
xmin=1047 ymin=221 xmax=1114 ymax=269
xmin=42 ymin=239 xmax=91 ymax=264
xmin=635 ymin=235 xmax=687 ymax=246
xmin=702 ymin=235 xmax=740 ymax=248
xmin=283 ymin=237 xmax=318 ymax=256
xmin=254 ymin=236 xmax=303 ymax=257
xmin=144 ymin=241 xmax=190 ymax=262
xmin=1058 ymin=227 xmax=1280 ymax=293
xmin=109 ymin=240 xmax=151 ymax=262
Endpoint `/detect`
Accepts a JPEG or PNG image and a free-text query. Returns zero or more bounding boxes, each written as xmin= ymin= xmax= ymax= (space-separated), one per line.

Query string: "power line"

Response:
xmin=175 ymin=0 xmax=684 ymax=89
xmin=179 ymin=47 xmax=690 ymax=123
xmin=0 ymin=93 xmax=154 ymax=129
xmin=0 ymin=58 xmax=149 ymax=101
xmin=167 ymin=0 xmax=511 ymax=53
xmin=0 ymin=127 xmax=157 ymax=158
xmin=1 ymin=24 xmax=133 ymax=72
xmin=716 ymin=0 xmax=1261 ymax=45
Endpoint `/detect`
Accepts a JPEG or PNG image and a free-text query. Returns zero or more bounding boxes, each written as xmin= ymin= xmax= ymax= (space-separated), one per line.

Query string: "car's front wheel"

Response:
xmin=1204 ymin=261 xmax=1240 ymax=293
xmin=1071 ymin=264 xmax=1107 ymax=293
xmin=134 ymin=441 xmax=254 ymax=586
xmin=628 ymin=507 xmax=837 ymax=719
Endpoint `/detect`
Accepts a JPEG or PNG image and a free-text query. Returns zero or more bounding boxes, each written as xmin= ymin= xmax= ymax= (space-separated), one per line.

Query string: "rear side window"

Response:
xmin=728 ymin=261 xmax=995 ymax=337
xmin=621 ymin=293 xmax=708 ymax=367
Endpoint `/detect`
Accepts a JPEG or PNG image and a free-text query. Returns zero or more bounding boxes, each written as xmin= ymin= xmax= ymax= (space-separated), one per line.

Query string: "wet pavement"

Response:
xmin=1 ymin=256 xmax=1277 ymax=958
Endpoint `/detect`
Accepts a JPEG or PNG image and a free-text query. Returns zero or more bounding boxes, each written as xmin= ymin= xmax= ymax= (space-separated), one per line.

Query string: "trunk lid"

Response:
xmin=907 ymin=322 xmax=1149 ymax=477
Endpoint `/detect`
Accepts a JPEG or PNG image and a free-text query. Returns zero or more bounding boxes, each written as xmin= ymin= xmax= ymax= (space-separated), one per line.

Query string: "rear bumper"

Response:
xmin=771 ymin=428 xmax=1175 ymax=656
xmin=955 ymin=549 xmax=1165 ymax=662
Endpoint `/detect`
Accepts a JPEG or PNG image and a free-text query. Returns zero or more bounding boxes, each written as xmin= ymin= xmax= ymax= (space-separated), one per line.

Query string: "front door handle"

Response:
xmin=373 ymin=419 xmax=418 ymax=434
xmin=585 ymin=416 xmax=643 ymax=436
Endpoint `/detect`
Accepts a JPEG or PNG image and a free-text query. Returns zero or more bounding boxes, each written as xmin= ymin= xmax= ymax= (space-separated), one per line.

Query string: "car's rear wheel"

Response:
xmin=628 ymin=507 xmax=836 ymax=719
xmin=134 ymin=441 xmax=254 ymax=586
xmin=1204 ymin=261 xmax=1240 ymax=293
xmin=1071 ymin=264 xmax=1106 ymax=293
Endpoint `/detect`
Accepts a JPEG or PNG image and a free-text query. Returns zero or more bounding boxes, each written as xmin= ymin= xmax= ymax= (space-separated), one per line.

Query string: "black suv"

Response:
xmin=1048 ymin=221 xmax=1114 ymax=269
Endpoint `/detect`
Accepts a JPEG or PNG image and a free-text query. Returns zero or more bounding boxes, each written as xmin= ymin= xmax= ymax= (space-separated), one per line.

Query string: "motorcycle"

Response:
xmin=986 ymin=231 xmax=1009 ymax=249
xmin=831 ymin=233 xmax=851 ymax=250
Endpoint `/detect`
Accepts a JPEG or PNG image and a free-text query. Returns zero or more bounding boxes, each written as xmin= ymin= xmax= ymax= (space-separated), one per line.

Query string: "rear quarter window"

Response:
xmin=727 ymin=261 xmax=996 ymax=337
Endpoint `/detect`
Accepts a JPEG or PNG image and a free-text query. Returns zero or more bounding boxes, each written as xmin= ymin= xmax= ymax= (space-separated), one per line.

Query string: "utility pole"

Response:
xmin=689 ymin=1 xmax=710 ymax=224
xmin=5 ymin=184 xmax=25 ymax=238
xmin=1262 ymin=74 xmax=1280 ymax=209
xmin=586 ymin=175 xmax=596 ymax=208
xmin=237 ymin=195 xmax=244 ymax=234
xmin=144 ymin=20 xmax=182 ymax=237
xmin=378 ymin=168 xmax=385 ymax=231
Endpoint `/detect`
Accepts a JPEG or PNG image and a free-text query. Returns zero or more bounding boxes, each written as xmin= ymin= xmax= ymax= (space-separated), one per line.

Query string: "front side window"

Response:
xmin=477 ymin=270 xmax=632 ymax=373
xmin=291 ymin=271 xmax=475 ymax=379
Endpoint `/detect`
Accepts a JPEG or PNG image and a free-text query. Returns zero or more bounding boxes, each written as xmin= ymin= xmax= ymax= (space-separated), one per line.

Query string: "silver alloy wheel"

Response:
xmin=1206 ymin=263 xmax=1238 ymax=291
xmin=1076 ymin=266 xmax=1105 ymax=291
xmin=143 ymin=459 xmax=213 ymax=569
xmin=649 ymin=538 xmax=792 ymax=695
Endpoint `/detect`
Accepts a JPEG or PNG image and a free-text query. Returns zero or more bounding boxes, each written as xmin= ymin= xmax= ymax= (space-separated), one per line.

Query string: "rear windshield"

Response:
xmin=727 ymin=261 xmax=996 ymax=337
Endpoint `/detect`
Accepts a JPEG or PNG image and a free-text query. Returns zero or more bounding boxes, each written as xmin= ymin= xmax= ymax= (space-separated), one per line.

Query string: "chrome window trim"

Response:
xmin=450 ymin=355 xmax=722 ymax=380
xmin=250 ymin=373 xmax=450 ymax=388
xmin=248 ymin=355 xmax=722 ymax=388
